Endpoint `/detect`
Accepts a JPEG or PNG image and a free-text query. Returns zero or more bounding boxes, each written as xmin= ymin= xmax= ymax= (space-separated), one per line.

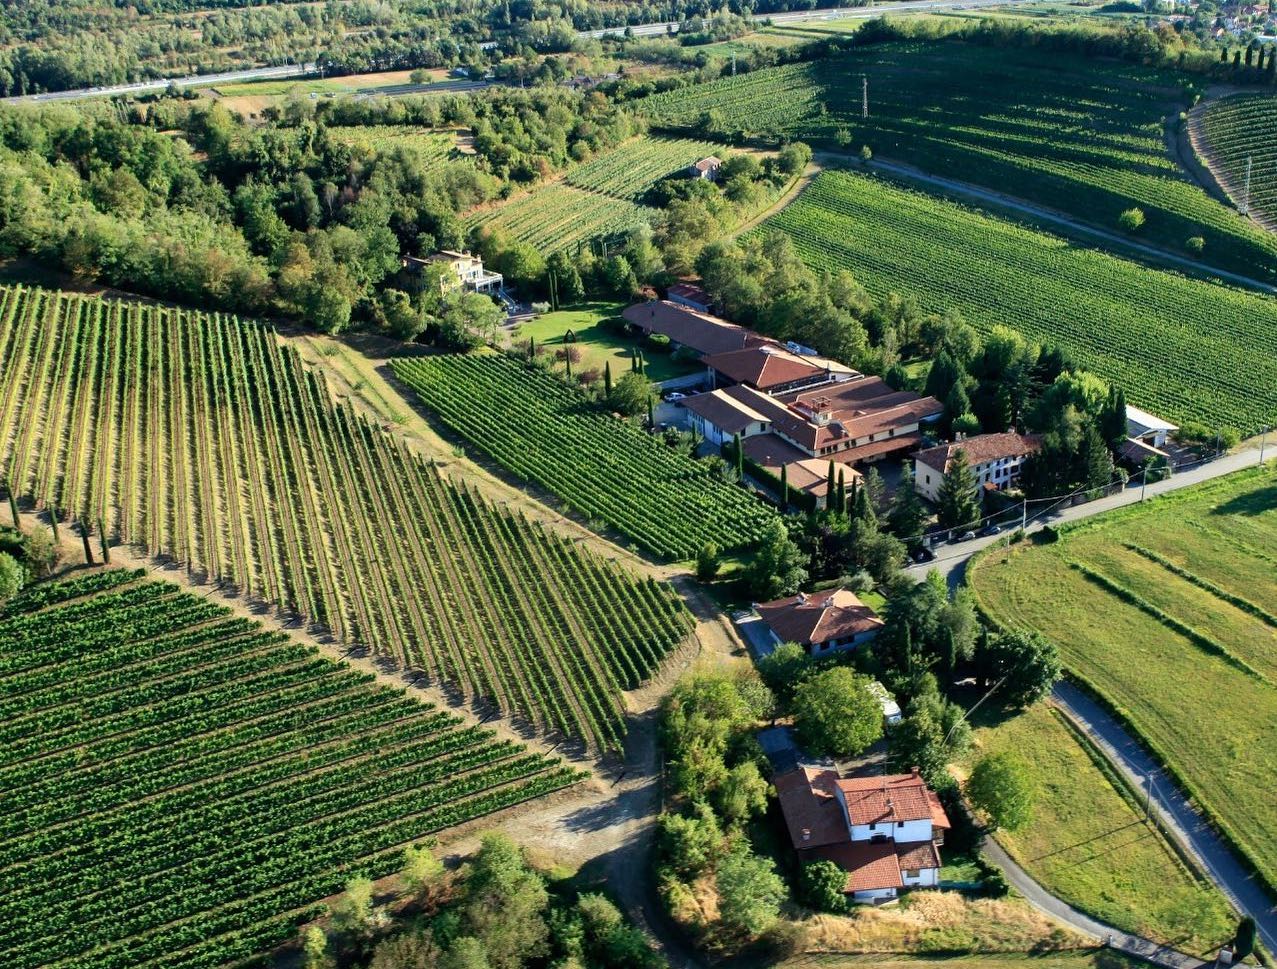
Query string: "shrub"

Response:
xmin=799 ymin=860 xmax=848 ymax=913
xmin=1185 ymin=235 xmax=1205 ymax=255
xmin=646 ymin=332 xmax=672 ymax=353
xmin=1118 ymin=207 xmax=1145 ymax=232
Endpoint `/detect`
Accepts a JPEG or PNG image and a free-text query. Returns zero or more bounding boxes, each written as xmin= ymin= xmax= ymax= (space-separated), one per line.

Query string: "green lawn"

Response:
xmin=779 ymin=953 xmax=1151 ymax=969
xmin=514 ymin=303 xmax=701 ymax=384
xmin=973 ymin=703 xmax=1235 ymax=953
xmin=969 ymin=464 xmax=1277 ymax=901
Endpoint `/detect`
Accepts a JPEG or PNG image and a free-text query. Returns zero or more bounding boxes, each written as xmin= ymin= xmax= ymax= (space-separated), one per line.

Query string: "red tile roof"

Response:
xmin=836 ymin=771 xmax=951 ymax=829
xmin=914 ymin=432 xmax=1043 ymax=475
xmin=775 ymin=767 xmax=849 ymax=849
xmin=756 ymin=589 xmax=883 ymax=647
xmin=703 ymin=345 xmax=839 ymax=391
xmin=683 ymin=388 xmax=775 ymax=436
xmin=896 ymin=840 xmax=942 ymax=872
xmin=622 ymin=301 xmax=759 ymax=358
xmin=667 ymin=281 xmax=712 ymax=306
xmin=693 ymin=156 xmax=722 ymax=172
xmin=812 ymin=841 xmax=904 ymax=893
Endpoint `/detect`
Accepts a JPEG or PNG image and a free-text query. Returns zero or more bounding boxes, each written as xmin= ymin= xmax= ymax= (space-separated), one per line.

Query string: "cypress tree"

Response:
xmin=6 ymin=482 xmax=17 ymax=528
xmin=565 ymin=351 xmax=572 ymax=380
xmin=630 ymin=348 xmax=638 ymax=373
xmin=836 ymin=468 xmax=846 ymax=514
xmin=853 ymin=479 xmax=876 ymax=525
xmin=49 ymin=504 xmax=59 ymax=544
xmin=647 ymin=394 xmax=654 ymax=428
xmin=98 ymin=517 xmax=110 ymax=565
xmin=527 ymin=336 xmax=535 ymax=361
xmin=1246 ymin=46 xmax=1254 ymax=68
xmin=780 ymin=463 xmax=789 ymax=510
xmin=79 ymin=521 xmax=94 ymax=566
xmin=733 ymin=433 xmax=744 ymax=479
xmin=604 ymin=360 xmax=612 ymax=394
xmin=1221 ymin=46 xmax=1229 ymax=63
xmin=825 ymin=461 xmax=836 ymax=508
xmin=637 ymin=349 xmax=645 ymax=375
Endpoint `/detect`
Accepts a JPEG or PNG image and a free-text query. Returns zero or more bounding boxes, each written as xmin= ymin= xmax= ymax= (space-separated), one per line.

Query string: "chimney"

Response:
xmin=911 ymin=766 xmax=921 ymax=779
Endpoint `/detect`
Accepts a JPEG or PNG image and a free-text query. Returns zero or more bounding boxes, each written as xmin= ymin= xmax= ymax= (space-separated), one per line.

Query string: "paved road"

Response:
xmin=582 ymin=0 xmax=1037 ymax=38
xmin=857 ymin=155 xmax=1277 ymax=295
xmin=1 ymin=63 xmax=316 ymax=104
xmin=1054 ymin=682 xmax=1277 ymax=956
xmin=907 ymin=445 xmax=1268 ymax=585
xmin=982 ymin=838 xmax=1211 ymax=969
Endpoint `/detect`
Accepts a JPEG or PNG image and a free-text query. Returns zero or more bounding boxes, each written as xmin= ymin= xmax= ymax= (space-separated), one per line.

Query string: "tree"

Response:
xmin=301 ymin=926 xmax=333 ymax=969
xmin=1233 ymin=916 xmax=1257 ymax=959
xmin=799 ymin=859 xmax=848 ymax=914
xmin=793 ymin=668 xmax=883 ymax=758
xmin=715 ymin=760 xmax=770 ymax=824
xmin=440 ymin=938 xmax=491 ymax=969
xmin=744 ymin=520 xmax=808 ymax=601
xmin=1118 ymin=207 xmax=1145 ymax=232
xmin=975 ymin=630 xmax=1061 ymax=708
xmin=369 ymin=931 xmax=440 ymax=969
xmin=756 ymin=642 xmax=813 ymax=709
xmin=715 ymin=846 xmax=786 ymax=938
xmin=606 ymin=371 xmax=650 ymax=417
xmin=886 ymin=676 xmax=970 ymax=788
xmin=659 ymin=802 xmax=724 ymax=876
xmin=966 ymin=752 xmax=1034 ymax=832
xmin=603 ymin=360 xmax=612 ymax=394
xmin=936 ymin=450 xmax=981 ymax=531
xmin=459 ymin=834 xmax=549 ymax=969
xmin=438 ymin=292 xmax=503 ymax=350
xmin=695 ymin=541 xmax=721 ymax=582
xmin=379 ymin=288 xmax=427 ymax=341
xmin=888 ymin=464 xmax=928 ymax=542
xmin=1076 ymin=424 xmax=1114 ymax=495
xmin=1099 ymin=385 xmax=1127 ymax=449
xmin=329 ymin=876 xmax=376 ymax=936
xmin=0 ymin=552 xmax=22 ymax=604
xmin=401 ymin=845 xmax=445 ymax=898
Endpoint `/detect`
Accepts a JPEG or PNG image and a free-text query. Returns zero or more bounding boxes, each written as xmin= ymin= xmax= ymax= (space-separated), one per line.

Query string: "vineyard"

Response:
xmin=464 ymin=135 xmax=722 ymax=251
xmin=763 ymin=170 xmax=1277 ymax=433
xmin=0 ymin=569 xmax=582 ymax=969
xmin=1198 ymin=93 xmax=1277 ymax=225
xmin=0 ymin=285 xmax=694 ymax=750
xmin=391 ymin=354 xmax=777 ymax=559
xmin=642 ymin=41 xmax=1277 ymax=280
xmin=326 ymin=125 xmax=462 ymax=167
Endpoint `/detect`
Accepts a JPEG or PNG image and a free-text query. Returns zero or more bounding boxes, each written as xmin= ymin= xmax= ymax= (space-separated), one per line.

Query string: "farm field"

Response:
xmin=969 ymin=464 xmax=1277 ymax=897
xmin=465 ymin=135 xmax=725 ymax=252
xmin=213 ymin=68 xmax=447 ymax=97
xmin=515 ymin=302 xmax=702 ymax=384
xmin=0 ymin=285 xmax=694 ymax=750
xmin=1198 ymin=92 xmax=1277 ymax=224
xmin=761 ymin=169 xmax=1277 ymax=432
xmin=641 ymin=41 xmax=1277 ymax=280
xmin=0 ymin=569 xmax=581 ymax=969
xmin=325 ymin=125 xmax=461 ymax=166
xmin=391 ymin=353 xmax=777 ymax=560
xmin=973 ymin=702 xmax=1234 ymax=952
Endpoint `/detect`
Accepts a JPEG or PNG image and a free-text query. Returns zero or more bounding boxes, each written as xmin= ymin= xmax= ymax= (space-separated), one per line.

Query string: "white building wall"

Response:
xmin=894 ymin=819 xmax=934 ymax=843
xmin=852 ymin=887 xmax=897 ymax=902
xmin=849 ymin=819 xmax=933 ymax=843
xmin=901 ymin=866 xmax=939 ymax=888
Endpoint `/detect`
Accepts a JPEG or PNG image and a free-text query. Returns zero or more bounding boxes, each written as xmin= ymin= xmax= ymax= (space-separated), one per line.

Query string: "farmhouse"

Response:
xmin=689 ymin=156 xmax=723 ymax=181
xmin=622 ymin=300 xmax=762 ymax=357
xmin=404 ymin=250 xmax=503 ymax=294
xmin=775 ymin=767 xmax=950 ymax=902
xmin=755 ymin=588 xmax=884 ymax=654
xmin=666 ymin=281 xmax=715 ymax=314
xmin=704 ymin=344 xmax=857 ymax=395
xmin=913 ymin=432 xmax=1043 ymax=502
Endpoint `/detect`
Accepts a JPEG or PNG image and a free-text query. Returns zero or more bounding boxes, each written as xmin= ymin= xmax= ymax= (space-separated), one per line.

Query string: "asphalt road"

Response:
xmin=906 ymin=445 xmax=1269 ymax=586
xmin=1053 ymin=683 xmax=1277 ymax=956
xmin=1 ymin=63 xmax=316 ymax=104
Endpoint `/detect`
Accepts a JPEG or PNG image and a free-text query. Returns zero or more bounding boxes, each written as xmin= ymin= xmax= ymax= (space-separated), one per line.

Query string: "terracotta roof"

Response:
xmin=693 ymin=156 xmax=722 ymax=172
xmin=622 ymin=301 xmax=758 ymax=358
xmin=896 ymin=840 xmax=942 ymax=871
xmin=775 ymin=767 xmax=849 ymax=849
xmin=914 ymin=432 xmax=1043 ymax=475
xmin=812 ymin=841 xmax=904 ymax=893
xmin=756 ymin=589 xmax=883 ymax=647
xmin=683 ymin=388 xmax=774 ymax=436
xmin=776 ymin=378 xmax=943 ymax=450
xmin=667 ymin=281 xmax=712 ymax=306
xmin=784 ymin=458 xmax=862 ymax=500
xmin=704 ymin=345 xmax=845 ymax=392
xmin=836 ymin=770 xmax=951 ymax=828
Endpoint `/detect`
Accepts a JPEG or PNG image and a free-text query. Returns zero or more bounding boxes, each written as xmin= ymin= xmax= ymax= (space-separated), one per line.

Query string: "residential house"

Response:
xmin=621 ymin=300 xmax=762 ymax=358
xmin=666 ymin=281 xmax=715 ymax=314
xmin=775 ymin=767 xmax=950 ymax=902
xmin=404 ymin=250 xmax=503 ymax=295
xmin=704 ymin=344 xmax=856 ymax=396
xmin=755 ymin=588 xmax=884 ymax=654
xmin=689 ymin=156 xmax=723 ymax=181
xmin=913 ymin=432 xmax=1043 ymax=503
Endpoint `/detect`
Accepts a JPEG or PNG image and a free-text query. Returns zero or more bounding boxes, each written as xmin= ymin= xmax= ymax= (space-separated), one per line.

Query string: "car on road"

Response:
xmin=954 ymin=530 xmax=977 ymax=543
xmin=980 ymin=523 xmax=1003 ymax=537
xmin=664 ymin=391 xmax=687 ymax=404
xmin=910 ymin=545 xmax=936 ymax=564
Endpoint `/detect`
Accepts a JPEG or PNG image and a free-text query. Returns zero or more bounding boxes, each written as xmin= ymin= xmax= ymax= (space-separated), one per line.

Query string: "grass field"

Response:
xmin=514 ymin=302 xmax=701 ymax=384
xmin=973 ymin=703 xmax=1234 ymax=952
xmin=391 ymin=353 xmax=778 ymax=560
xmin=213 ymin=68 xmax=445 ymax=98
xmin=760 ymin=169 xmax=1277 ymax=433
xmin=325 ymin=125 xmax=461 ymax=165
xmin=0 ymin=569 xmax=581 ymax=968
xmin=1199 ymin=92 xmax=1277 ymax=224
xmin=968 ymin=464 xmax=1277 ymax=897
xmin=642 ymin=40 xmax=1277 ymax=281
xmin=0 ymin=285 xmax=694 ymax=750
xmin=780 ymin=952 xmax=1149 ymax=969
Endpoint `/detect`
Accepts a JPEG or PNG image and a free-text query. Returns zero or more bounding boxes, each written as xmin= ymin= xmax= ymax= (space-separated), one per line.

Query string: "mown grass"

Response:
xmin=968 ymin=464 xmax=1277 ymax=899
xmin=778 ymin=951 xmax=1150 ymax=969
xmin=973 ymin=703 xmax=1235 ymax=953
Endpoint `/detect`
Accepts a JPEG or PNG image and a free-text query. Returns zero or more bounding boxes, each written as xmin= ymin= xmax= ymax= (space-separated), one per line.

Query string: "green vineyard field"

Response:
xmin=1199 ymin=92 xmax=1277 ymax=224
xmin=391 ymin=354 xmax=778 ymax=559
xmin=0 ymin=285 xmax=693 ymax=750
xmin=761 ymin=170 xmax=1277 ymax=432
xmin=326 ymin=125 xmax=462 ymax=167
xmin=0 ymin=569 xmax=582 ymax=969
xmin=643 ymin=41 xmax=1277 ymax=280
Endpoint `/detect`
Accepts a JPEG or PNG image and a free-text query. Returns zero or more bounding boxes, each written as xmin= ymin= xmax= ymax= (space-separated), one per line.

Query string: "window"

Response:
xmin=903 ymin=869 xmax=921 ymax=879
xmin=896 ymin=821 xmax=905 ymax=827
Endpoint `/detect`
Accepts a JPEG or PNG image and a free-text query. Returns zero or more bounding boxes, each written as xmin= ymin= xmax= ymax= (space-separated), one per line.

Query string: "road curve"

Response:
xmin=1053 ymin=682 xmax=1277 ymax=956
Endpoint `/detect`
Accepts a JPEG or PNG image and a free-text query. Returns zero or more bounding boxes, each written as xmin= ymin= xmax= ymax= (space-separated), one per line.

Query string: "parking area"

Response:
xmin=733 ymin=610 xmax=778 ymax=659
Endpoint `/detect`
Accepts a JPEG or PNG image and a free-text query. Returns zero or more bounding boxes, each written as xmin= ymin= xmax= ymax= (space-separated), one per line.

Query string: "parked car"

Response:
xmin=910 ymin=545 xmax=936 ymax=564
xmin=980 ymin=523 xmax=1003 ymax=537
xmin=955 ymin=530 xmax=977 ymax=543
xmin=664 ymin=391 xmax=687 ymax=404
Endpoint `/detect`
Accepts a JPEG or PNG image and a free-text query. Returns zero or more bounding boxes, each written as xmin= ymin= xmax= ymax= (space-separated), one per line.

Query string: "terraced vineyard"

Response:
xmin=763 ymin=170 xmax=1277 ymax=432
xmin=643 ymin=41 xmax=1277 ymax=280
xmin=1198 ymin=92 xmax=1277 ymax=224
xmin=0 ymin=285 xmax=693 ymax=750
xmin=465 ymin=135 xmax=721 ymax=251
xmin=0 ymin=569 xmax=582 ymax=969
xmin=326 ymin=125 xmax=461 ymax=166
xmin=391 ymin=354 xmax=777 ymax=559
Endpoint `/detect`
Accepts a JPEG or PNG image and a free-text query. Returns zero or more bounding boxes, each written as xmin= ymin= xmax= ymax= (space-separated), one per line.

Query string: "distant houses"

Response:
xmin=755 ymin=588 xmax=884 ymax=655
xmin=912 ymin=432 xmax=1043 ymax=503
xmin=775 ymin=767 xmax=951 ymax=902
xmin=689 ymin=156 xmax=723 ymax=181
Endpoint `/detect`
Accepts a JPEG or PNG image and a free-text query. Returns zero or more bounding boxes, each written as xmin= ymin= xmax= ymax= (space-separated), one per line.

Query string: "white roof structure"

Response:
xmin=866 ymin=680 xmax=902 ymax=724
xmin=1126 ymin=404 xmax=1179 ymax=437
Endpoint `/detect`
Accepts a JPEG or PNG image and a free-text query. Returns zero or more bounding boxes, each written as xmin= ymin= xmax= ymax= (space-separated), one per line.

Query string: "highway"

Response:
xmin=3 ymin=0 xmax=1035 ymax=104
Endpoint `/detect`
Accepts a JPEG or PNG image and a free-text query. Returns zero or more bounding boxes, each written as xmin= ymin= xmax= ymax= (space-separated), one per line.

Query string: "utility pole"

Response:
xmin=862 ymin=75 xmax=869 ymax=119
xmin=1260 ymin=424 xmax=1269 ymax=462
xmin=1020 ymin=496 xmax=1027 ymax=532
xmin=731 ymin=52 xmax=736 ymax=76
xmin=1242 ymin=154 xmax=1253 ymax=215
xmin=1144 ymin=773 xmax=1154 ymax=819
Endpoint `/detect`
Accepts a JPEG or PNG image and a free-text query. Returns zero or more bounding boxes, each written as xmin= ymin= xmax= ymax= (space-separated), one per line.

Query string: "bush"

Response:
xmin=845 ymin=569 xmax=875 ymax=593
xmin=1118 ymin=207 xmax=1145 ymax=232
xmin=1185 ymin=235 xmax=1205 ymax=255
xmin=531 ymin=301 xmax=551 ymax=314
xmin=696 ymin=542 xmax=721 ymax=581
xmin=799 ymin=860 xmax=848 ymax=913
xmin=646 ymin=332 xmax=672 ymax=353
